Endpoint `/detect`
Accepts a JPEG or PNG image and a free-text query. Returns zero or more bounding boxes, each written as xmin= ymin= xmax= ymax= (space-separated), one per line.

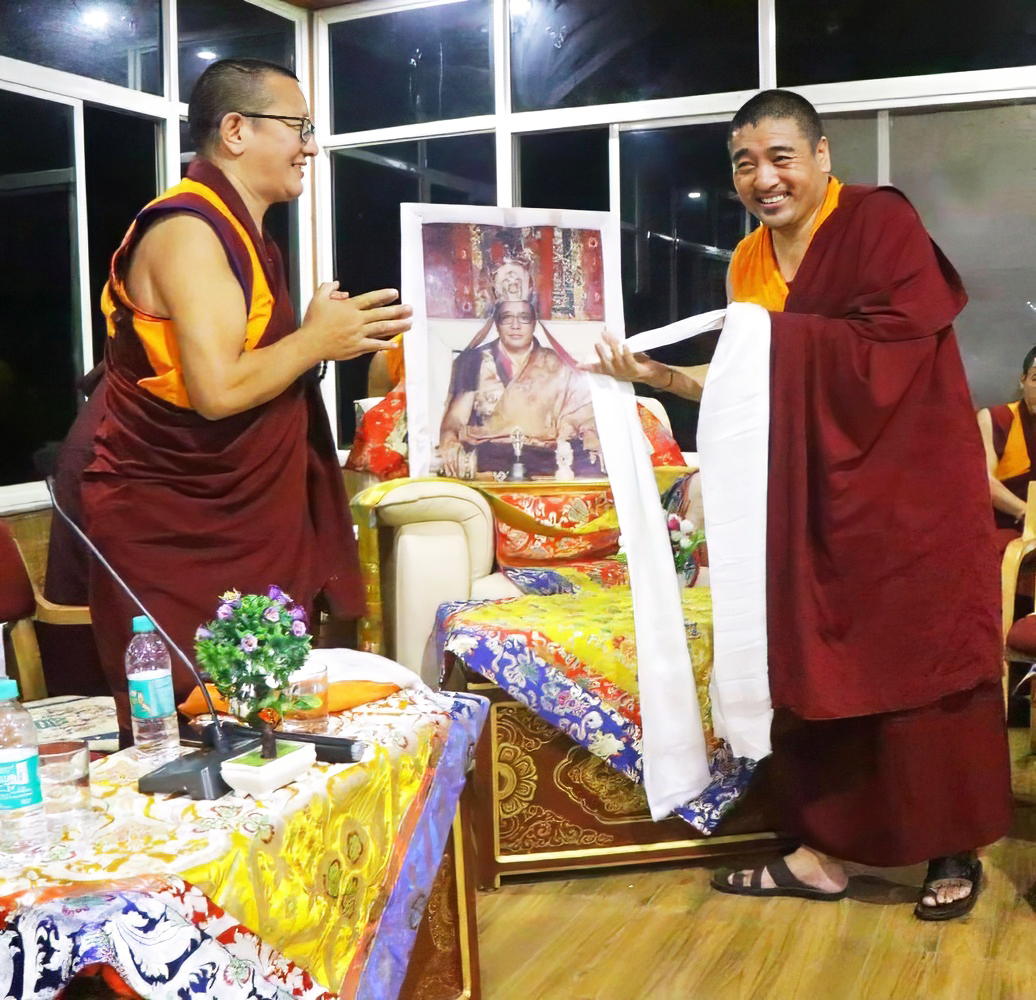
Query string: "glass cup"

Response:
xmin=281 ymin=663 xmax=329 ymax=734
xmin=38 ymin=739 xmax=92 ymax=836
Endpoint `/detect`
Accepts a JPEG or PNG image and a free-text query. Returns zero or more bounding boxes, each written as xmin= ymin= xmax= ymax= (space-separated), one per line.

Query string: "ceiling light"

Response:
xmin=197 ymin=50 xmax=218 ymax=60
xmin=687 ymin=191 xmax=702 ymax=199
xmin=81 ymin=7 xmax=110 ymax=29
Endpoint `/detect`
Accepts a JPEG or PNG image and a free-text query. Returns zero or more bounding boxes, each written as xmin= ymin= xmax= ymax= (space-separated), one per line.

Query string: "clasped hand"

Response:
xmin=303 ymin=281 xmax=413 ymax=362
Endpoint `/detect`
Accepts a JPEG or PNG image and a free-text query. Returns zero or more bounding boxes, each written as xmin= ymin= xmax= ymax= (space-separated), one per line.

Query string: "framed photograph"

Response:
xmin=400 ymin=204 xmax=623 ymax=481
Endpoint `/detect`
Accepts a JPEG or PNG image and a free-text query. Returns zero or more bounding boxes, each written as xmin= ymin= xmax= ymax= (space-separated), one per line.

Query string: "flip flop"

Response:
xmin=914 ymin=854 xmax=982 ymax=921
xmin=710 ymin=856 xmax=849 ymax=901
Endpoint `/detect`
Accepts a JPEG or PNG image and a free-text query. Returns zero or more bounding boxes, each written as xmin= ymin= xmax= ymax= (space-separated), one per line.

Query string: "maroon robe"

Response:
xmin=763 ymin=186 xmax=1012 ymax=864
xmin=73 ymin=160 xmax=363 ymax=741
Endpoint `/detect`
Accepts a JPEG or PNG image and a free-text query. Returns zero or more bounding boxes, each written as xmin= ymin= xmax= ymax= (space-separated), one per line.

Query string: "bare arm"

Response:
xmin=977 ymin=407 xmax=1026 ymax=522
xmin=580 ymin=334 xmax=707 ymax=402
xmin=127 ymin=214 xmax=412 ymax=419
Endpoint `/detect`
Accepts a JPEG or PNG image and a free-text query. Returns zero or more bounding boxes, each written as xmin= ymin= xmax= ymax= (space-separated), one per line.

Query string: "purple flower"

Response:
xmin=267 ymin=585 xmax=291 ymax=605
xmin=195 ymin=626 xmax=213 ymax=641
xmin=216 ymin=604 xmax=233 ymax=620
xmin=291 ymin=620 xmax=307 ymax=637
xmin=262 ymin=605 xmax=281 ymax=623
xmin=240 ymin=634 xmax=259 ymax=652
xmin=288 ymin=605 xmax=308 ymax=623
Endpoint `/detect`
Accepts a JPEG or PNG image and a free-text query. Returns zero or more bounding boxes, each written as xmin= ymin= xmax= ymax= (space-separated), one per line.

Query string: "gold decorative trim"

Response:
xmin=497 ymin=830 xmax=782 ymax=865
xmin=452 ymin=807 xmax=475 ymax=1000
xmin=499 ymin=803 xmax=616 ymax=854
xmin=553 ymin=748 xmax=652 ymax=825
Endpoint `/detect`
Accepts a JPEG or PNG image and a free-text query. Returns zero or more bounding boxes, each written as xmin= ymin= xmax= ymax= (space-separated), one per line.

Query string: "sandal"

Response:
xmin=914 ymin=853 xmax=982 ymax=921
xmin=710 ymin=856 xmax=848 ymax=901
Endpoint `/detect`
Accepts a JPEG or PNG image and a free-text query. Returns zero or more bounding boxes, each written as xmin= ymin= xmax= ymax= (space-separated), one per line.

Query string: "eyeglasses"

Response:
xmin=498 ymin=311 xmax=534 ymax=326
xmin=236 ymin=112 xmax=315 ymax=144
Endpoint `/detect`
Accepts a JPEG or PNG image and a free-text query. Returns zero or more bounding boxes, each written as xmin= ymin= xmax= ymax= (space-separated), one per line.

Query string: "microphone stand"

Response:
xmin=46 ymin=479 xmax=255 ymax=799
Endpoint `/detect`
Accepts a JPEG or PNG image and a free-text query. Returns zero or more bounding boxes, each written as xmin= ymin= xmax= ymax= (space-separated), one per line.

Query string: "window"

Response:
xmin=510 ymin=0 xmax=757 ymax=112
xmin=0 ymin=89 xmax=78 ymax=486
xmin=777 ymin=0 xmax=1036 ymax=87
xmin=84 ymin=106 xmax=159 ymax=367
xmin=331 ymin=133 xmax=496 ymax=441
xmin=0 ymin=0 xmax=163 ymax=95
xmin=177 ymin=0 xmax=296 ymax=101
xmin=328 ymin=1 xmax=493 ymax=134
xmin=619 ymin=123 xmax=746 ymax=449
xmin=518 ymin=129 xmax=609 ymax=212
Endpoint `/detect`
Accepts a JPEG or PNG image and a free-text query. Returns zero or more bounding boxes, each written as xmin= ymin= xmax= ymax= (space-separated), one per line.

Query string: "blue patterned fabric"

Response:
xmin=501 ymin=567 xmax=577 ymax=595
xmin=437 ymin=600 xmax=756 ymax=834
xmin=356 ymin=692 xmax=486 ymax=1000
xmin=0 ymin=878 xmax=334 ymax=999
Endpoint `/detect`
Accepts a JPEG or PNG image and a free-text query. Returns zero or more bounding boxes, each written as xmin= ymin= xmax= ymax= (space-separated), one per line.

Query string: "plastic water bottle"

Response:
xmin=125 ymin=615 xmax=180 ymax=761
xmin=0 ymin=676 xmax=47 ymax=861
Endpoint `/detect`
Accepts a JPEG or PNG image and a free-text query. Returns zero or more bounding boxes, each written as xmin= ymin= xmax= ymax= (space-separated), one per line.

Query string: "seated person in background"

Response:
xmin=438 ymin=299 xmax=601 ymax=479
xmin=976 ymin=345 xmax=1036 ymax=553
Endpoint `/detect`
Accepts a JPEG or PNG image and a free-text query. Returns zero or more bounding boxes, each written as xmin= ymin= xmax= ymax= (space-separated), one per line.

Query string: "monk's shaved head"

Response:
xmin=728 ymin=90 xmax=824 ymax=153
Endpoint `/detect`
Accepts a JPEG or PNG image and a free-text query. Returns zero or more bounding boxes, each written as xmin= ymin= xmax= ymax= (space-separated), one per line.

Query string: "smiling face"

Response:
xmin=729 ymin=116 xmax=831 ymax=235
xmin=240 ymin=72 xmax=318 ymax=205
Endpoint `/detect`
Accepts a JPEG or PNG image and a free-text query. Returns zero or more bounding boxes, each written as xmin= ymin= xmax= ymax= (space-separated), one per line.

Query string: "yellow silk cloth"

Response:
xmin=349 ymin=470 xmax=693 ymax=653
xmin=447 ymin=572 xmax=717 ymax=746
xmin=1 ymin=689 xmax=454 ymax=994
xmin=728 ymin=175 xmax=843 ymax=311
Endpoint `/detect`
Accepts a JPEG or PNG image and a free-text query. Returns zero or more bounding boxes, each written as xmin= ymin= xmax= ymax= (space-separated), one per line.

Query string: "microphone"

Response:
xmin=46 ymin=477 xmax=247 ymax=798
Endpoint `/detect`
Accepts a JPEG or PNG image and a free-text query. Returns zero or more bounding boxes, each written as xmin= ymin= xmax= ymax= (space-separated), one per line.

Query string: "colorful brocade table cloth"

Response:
xmin=0 ymin=688 xmax=487 ymax=1000
xmin=437 ymin=561 xmax=755 ymax=833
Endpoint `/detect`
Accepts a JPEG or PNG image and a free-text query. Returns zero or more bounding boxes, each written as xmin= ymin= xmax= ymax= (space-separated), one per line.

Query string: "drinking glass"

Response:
xmin=281 ymin=663 xmax=329 ymax=734
xmin=38 ymin=739 xmax=91 ymax=835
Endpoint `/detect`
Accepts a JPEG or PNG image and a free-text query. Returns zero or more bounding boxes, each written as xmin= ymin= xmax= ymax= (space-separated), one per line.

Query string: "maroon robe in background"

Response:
xmin=72 ymin=160 xmax=363 ymax=742
xmin=759 ymin=186 xmax=1012 ymax=864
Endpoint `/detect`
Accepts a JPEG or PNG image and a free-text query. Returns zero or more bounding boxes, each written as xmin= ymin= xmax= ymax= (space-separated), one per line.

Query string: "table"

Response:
xmin=0 ymin=688 xmax=487 ymax=1000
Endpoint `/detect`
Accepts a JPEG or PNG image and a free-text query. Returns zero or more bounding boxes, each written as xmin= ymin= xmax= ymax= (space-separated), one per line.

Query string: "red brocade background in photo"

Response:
xmin=420 ymin=224 xmax=605 ymax=321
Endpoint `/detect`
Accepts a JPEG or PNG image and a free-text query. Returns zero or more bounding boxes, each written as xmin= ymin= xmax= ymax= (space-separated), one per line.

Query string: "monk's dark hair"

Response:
xmin=188 ymin=58 xmax=298 ymax=156
xmin=1022 ymin=346 xmax=1036 ymax=374
xmin=727 ymin=89 xmax=824 ymax=153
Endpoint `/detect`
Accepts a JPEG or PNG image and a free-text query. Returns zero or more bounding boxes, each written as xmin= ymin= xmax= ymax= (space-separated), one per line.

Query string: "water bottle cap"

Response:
xmin=132 ymin=615 xmax=155 ymax=633
xmin=0 ymin=677 xmax=19 ymax=700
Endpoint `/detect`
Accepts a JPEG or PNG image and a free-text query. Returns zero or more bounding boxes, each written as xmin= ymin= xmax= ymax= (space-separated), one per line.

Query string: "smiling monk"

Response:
xmin=587 ymin=89 xmax=1012 ymax=921
xmin=50 ymin=59 xmax=412 ymax=744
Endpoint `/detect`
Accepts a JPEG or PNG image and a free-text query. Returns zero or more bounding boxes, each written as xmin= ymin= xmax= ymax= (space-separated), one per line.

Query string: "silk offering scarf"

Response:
xmin=588 ymin=301 xmax=771 ymax=819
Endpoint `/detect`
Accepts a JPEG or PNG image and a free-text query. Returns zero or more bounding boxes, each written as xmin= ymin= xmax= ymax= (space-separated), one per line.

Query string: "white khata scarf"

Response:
xmin=587 ymin=301 xmax=772 ymax=820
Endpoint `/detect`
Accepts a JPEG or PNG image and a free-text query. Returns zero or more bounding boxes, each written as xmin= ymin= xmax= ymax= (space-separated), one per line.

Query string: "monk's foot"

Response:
xmin=710 ymin=846 xmax=848 ymax=900
xmin=914 ymin=852 xmax=982 ymax=921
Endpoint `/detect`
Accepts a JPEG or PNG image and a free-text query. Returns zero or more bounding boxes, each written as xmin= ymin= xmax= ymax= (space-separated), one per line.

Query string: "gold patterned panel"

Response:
xmin=553 ymin=748 xmax=654 ymax=825
xmin=496 ymin=741 xmax=537 ymax=819
xmin=499 ymin=803 xmax=616 ymax=853
xmin=496 ymin=703 xmax=558 ymax=752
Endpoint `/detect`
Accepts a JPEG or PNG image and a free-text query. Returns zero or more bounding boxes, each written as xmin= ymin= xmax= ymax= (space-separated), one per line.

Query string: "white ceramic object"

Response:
xmin=220 ymin=740 xmax=316 ymax=797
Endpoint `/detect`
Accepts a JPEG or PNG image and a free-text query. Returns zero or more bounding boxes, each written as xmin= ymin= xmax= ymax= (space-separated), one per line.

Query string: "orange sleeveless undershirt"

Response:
xmin=102 ymin=178 xmax=274 ymax=409
xmin=728 ymin=176 xmax=843 ymax=312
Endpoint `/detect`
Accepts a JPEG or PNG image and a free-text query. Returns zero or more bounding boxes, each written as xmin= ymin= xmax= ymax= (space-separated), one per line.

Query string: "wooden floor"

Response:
xmin=477 ymin=727 xmax=1036 ymax=1000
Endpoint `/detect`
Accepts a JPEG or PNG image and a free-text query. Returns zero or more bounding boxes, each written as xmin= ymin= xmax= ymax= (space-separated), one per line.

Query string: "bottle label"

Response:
xmin=0 ymin=749 xmax=43 ymax=810
xmin=128 ymin=672 xmax=176 ymax=720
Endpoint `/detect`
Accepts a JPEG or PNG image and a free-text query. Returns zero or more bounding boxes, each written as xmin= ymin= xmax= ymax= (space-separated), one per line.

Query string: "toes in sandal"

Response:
xmin=914 ymin=853 xmax=982 ymax=922
xmin=710 ymin=856 xmax=848 ymax=901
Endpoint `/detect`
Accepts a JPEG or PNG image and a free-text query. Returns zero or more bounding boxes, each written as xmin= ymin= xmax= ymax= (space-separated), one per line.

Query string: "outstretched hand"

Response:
xmin=580 ymin=332 xmax=668 ymax=387
xmin=303 ymin=281 xmax=413 ymax=362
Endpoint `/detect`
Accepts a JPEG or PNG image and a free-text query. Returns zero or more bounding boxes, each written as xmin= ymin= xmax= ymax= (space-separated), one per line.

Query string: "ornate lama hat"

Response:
xmin=491 ymin=259 xmax=534 ymax=304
